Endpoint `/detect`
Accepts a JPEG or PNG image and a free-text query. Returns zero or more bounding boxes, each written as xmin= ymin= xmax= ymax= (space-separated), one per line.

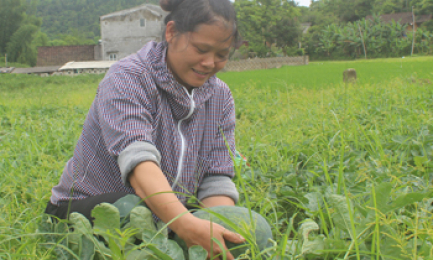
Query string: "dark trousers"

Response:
xmin=44 ymin=192 xmax=131 ymax=221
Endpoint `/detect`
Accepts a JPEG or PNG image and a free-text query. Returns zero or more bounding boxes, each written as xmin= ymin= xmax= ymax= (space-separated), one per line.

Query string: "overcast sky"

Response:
xmin=296 ymin=0 xmax=310 ymax=7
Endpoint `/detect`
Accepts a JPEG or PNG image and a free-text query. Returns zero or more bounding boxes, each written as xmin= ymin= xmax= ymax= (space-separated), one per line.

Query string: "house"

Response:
xmin=35 ymin=4 xmax=166 ymax=66
xmin=100 ymin=4 xmax=167 ymax=61
xmin=366 ymin=12 xmax=432 ymax=30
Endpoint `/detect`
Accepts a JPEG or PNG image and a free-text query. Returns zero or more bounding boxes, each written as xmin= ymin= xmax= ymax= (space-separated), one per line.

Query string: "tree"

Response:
xmin=5 ymin=15 xmax=43 ymax=66
xmin=6 ymin=24 xmax=39 ymax=66
xmin=234 ymin=0 xmax=301 ymax=57
xmin=0 ymin=0 xmax=26 ymax=54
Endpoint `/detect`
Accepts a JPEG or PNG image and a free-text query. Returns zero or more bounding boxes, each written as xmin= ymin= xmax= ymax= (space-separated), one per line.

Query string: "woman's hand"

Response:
xmin=130 ymin=162 xmax=245 ymax=258
xmin=173 ymin=214 xmax=245 ymax=260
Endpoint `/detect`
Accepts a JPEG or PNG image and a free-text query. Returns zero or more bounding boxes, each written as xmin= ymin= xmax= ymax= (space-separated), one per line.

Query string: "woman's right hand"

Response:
xmin=172 ymin=214 xmax=245 ymax=260
xmin=129 ymin=162 xmax=245 ymax=258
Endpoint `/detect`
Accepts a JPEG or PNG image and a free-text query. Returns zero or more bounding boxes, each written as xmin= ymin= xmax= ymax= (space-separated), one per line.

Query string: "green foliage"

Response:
xmin=39 ymin=197 xmax=190 ymax=260
xmin=301 ymin=0 xmax=433 ymax=60
xmin=234 ymin=0 xmax=301 ymax=57
xmin=0 ymin=0 xmax=26 ymax=54
xmin=304 ymin=15 xmax=433 ymax=60
xmin=6 ymin=24 xmax=39 ymax=66
xmin=0 ymin=1 xmax=46 ymax=66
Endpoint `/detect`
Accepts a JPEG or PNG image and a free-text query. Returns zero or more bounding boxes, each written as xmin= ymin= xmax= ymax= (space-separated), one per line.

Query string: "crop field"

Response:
xmin=1 ymin=56 xmax=433 ymax=259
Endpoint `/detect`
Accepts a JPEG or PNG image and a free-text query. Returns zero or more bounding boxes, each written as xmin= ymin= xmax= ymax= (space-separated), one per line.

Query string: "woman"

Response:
xmin=45 ymin=0 xmax=245 ymax=259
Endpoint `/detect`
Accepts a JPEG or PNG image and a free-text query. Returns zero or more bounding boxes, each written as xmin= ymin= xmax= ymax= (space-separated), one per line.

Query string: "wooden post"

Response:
xmin=411 ymin=6 xmax=415 ymax=56
xmin=343 ymin=68 xmax=357 ymax=83
xmin=5 ymin=53 xmax=7 ymax=67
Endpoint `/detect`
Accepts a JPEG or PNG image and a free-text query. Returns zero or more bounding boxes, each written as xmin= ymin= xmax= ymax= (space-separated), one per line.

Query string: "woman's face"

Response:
xmin=165 ymin=19 xmax=234 ymax=90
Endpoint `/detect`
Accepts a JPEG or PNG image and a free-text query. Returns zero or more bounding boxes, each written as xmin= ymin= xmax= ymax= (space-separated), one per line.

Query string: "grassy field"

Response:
xmin=1 ymin=57 xmax=433 ymax=259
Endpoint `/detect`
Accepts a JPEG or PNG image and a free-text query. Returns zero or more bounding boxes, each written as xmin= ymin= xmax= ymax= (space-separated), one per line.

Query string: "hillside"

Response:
xmin=28 ymin=0 xmax=159 ymax=39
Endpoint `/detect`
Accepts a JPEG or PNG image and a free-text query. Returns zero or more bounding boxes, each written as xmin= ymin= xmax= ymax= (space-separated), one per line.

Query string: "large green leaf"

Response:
xmin=80 ymin=235 xmax=96 ymax=260
xmin=304 ymin=192 xmax=322 ymax=214
xmin=113 ymin=194 xmax=145 ymax=220
xmin=384 ymin=192 xmax=431 ymax=213
xmin=327 ymin=194 xmax=351 ymax=233
xmin=188 ymin=245 xmax=207 ymax=260
xmin=372 ymin=182 xmax=392 ymax=213
xmin=69 ymin=213 xmax=92 ymax=233
xmin=92 ymin=203 xmax=120 ymax=242
xmin=126 ymin=249 xmax=156 ymax=260
xmin=68 ymin=213 xmax=95 ymax=259
xmin=130 ymin=206 xmax=156 ymax=240
xmin=146 ymin=244 xmax=173 ymax=260
xmin=298 ymin=219 xmax=325 ymax=256
xmin=93 ymin=239 xmax=112 ymax=259
xmin=165 ymin=239 xmax=185 ymax=260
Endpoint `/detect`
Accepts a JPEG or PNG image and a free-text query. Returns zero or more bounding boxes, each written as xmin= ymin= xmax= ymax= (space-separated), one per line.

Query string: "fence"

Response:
xmin=223 ymin=56 xmax=309 ymax=72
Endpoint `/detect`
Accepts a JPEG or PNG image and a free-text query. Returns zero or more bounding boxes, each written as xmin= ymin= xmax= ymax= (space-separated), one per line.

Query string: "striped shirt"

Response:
xmin=50 ymin=41 xmax=237 ymax=206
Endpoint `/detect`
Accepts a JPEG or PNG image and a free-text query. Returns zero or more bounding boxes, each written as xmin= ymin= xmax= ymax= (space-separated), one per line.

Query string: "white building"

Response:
xmin=100 ymin=4 xmax=167 ymax=61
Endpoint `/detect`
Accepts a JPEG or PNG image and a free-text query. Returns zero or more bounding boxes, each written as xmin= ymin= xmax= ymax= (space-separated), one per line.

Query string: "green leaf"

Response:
xmin=146 ymin=244 xmax=173 ymax=260
xmin=165 ymin=240 xmax=185 ymax=260
xmin=92 ymin=203 xmax=120 ymax=242
xmin=93 ymin=239 xmax=112 ymax=259
xmin=156 ymin=221 xmax=168 ymax=238
xmin=113 ymin=194 xmax=145 ymax=220
xmin=126 ymin=249 xmax=155 ymax=260
xmin=304 ymin=192 xmax=321 ymax=213
xmin=302 ymin=235 xmax=325 ymax=256
xmin=414 ymin=156 xmax=428 ymax=168
xmin=327 ymin=194 xmax=351 ymax=233
xmin=130 ymin=206 xmax=156 ymax=240
xmin=80 ymin=235 xmax=96 ymax=260
xmin=107 ymin=233 xmax=123 ymax=259
xmin=68 ymin=213 xmax=95 ymax=259
xmin=372 ymin=182 xmax=392 ymax=213
xmin=69 ymin=213 xmax=92 ymax=234
xmin=384 ymin=192 xmax=430 ymax=213
xmin=188 ymin=245 xmax=207 ymax=260
xmin=299 ymin=219 xmax=319 ymax=242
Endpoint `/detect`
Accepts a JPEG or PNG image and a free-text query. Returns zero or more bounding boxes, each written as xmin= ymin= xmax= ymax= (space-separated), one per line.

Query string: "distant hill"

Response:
xmin=28 ymin=0 xmax=159 ymax=39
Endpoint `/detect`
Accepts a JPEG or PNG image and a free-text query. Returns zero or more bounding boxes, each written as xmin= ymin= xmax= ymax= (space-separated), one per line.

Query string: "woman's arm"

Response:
xmin=129 ymin=161 xmax=244 ymax=260
xmin=129 ymin=161 xmax=193 ymax=230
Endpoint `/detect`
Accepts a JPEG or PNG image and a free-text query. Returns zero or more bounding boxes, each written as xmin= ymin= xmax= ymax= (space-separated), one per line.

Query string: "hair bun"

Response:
xmin=160 ymin=0 xmax=184 ymax=12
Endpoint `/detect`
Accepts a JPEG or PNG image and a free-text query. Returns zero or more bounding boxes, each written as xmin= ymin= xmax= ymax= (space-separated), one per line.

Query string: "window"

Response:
xmin=140 ymin=19 xmax=146 ymax=27
xmin=108 ymin=53 xmax=117 ymax=61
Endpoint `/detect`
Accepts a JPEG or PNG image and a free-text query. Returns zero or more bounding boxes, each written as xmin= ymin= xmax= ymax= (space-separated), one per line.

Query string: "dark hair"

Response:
xmin=160 ymin=0 xmax=239 ymax=44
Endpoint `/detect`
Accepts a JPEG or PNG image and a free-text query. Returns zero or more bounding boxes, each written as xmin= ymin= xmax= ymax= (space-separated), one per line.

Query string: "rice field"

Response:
xmin=1 ymin=56 xmax=433 ymax=259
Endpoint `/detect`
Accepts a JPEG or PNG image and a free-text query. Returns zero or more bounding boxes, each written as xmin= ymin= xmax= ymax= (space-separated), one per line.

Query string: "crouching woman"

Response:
xmin=44 ymin=0 xmax=245 ymax=259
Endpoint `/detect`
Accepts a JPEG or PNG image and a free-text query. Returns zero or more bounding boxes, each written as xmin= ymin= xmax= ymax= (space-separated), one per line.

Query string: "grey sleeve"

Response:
xmin=197 ymin=176 xmax=239 ymax=203
xmin=117 ymin=141 xmax=161 ymax=187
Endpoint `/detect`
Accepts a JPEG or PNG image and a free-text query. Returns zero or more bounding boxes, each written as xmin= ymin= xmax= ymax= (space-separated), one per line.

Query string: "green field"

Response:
xmin=1 ymin=57 xmax=433 ymax=259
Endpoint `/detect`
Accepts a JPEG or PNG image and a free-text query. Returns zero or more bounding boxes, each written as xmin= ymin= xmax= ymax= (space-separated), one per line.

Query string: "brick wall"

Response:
xmin=37 ymin=45 xmax=100 ymax=66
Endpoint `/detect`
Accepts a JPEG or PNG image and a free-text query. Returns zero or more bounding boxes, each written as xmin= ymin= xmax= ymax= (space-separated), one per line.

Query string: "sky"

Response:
xmin=296 ymin=0 xmax=311 ymax=7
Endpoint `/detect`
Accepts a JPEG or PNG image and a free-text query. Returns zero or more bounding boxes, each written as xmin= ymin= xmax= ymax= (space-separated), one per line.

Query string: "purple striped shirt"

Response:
xmin=50 ymin=41 xmax=237 ymax=206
